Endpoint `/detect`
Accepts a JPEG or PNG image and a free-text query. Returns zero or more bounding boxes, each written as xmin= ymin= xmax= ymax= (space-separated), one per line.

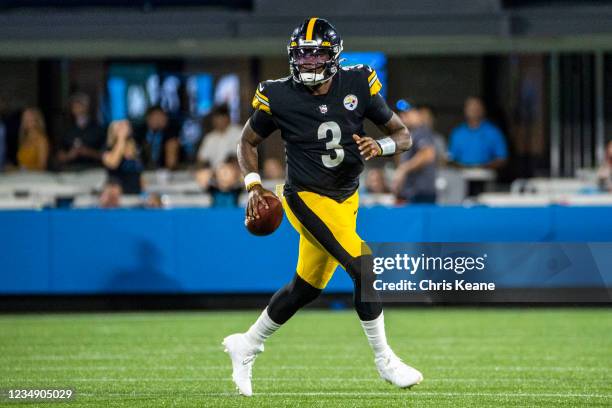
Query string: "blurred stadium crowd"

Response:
xmin=1 ymin=88 xmax=611 ymax=210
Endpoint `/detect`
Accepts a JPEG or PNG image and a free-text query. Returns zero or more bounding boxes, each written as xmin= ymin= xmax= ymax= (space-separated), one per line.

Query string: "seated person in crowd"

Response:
xmin=57 ymin=92 xmax=105 ymax=170
xmin=263 ymin=157 xmax=285 ymax=180
xmin=17 ymin=107 xmax=49 ymax=171
xmin=194 ymin=163 xmax=213 ymax=190
xmin=0 ymin=97 xmax=24 ymax=171
xmin=102 ymin=120 xmax=143 ymax=195
xmin=195 ymin=159 xmax=242 ymax=208
xmin=597 ymin=140 xmax=612 ymax=192
xmin=448 ymin=96 xmax=507 ymax=169
xmin=99 ymin=181 xmax=162 ymax=209
xmin=144 ymin=193 xmax=163 ymax=209
xmin=134 ymin=105 xmax=179 ymax=170
xmin=365 ymin=168 xmax=390 ymax=194
xmin=0 ymin=95 xmax=7 ymax=171
xmin=419 ymin=104 xmax=447 ymax=165
xmin=99 ymin=180 xmax=122 ymax=209
xmin=393 ymin=101 xmax=437 ymax=204
xmin=197 ymin=104 xmax=241 ymax=169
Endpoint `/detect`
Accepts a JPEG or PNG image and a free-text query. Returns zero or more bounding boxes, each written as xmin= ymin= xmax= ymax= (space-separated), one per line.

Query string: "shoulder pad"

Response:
xmin=251 ymin=77 xmax=292 ymax=114
xmin=341 ymin=64 xmax=382 ymax=96
xmin=252 ymin=81 xmax=272 ymax=114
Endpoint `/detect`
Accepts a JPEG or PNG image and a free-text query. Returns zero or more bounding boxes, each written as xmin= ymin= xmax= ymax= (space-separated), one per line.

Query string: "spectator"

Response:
xmin=263 ymin=157 xmax=285 ymax=180
xmin=419 ymin=105 xmax=447 ymax=165
xmin=1 ymin=100 xmax=21 ymax=170
xmin=102 ymin=120 xmax=143 ymax=195
xmin=0 ymin=96 xmax=7 ymax=171
xmin=144 ymin=192 xmax=163 ymax=209
xmin=194 ymin=163 xmax=213 ymax=190
xmin=597 ymin=140 xmax=612 ymax=192
xmin=57 ymin=92 xmax=105 ymax=170
xmin=365 ymin=168 xmax=390 ymax=194
xmin=208 ymin=160 xmax=242 ymax=207
xmin=392 ymin=102 xmax=437 ymax=204
xmin=99 ymin=180 xmax=122 ymax=209
xmin=197 ymin=104 xmax=241 ymax=169
xmin=17 ymin=107 xmax=49 ymax=171
xmin=448 ymin=97 xmax=508 ymax=168
xmin=134 ymin=106 xmax=179 ymax=170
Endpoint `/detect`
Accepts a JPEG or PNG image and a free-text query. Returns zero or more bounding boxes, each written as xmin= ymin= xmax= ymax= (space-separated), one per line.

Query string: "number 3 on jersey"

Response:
xmin=317 ymin=121 xmax=345 ymax=168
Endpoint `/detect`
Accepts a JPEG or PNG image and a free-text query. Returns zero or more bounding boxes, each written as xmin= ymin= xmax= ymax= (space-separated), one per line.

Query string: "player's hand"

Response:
xmin=115 ymin=120 xmax=131 ymax=141
xmin=353 ymin=134 xmax=382 ymax=161
xmin=246 ymin=184 xmax=275 ymax=221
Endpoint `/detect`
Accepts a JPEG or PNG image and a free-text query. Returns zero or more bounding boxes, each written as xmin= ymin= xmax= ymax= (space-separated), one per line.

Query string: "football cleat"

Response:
xmin=375 ymin=350 xmax=423 ymax=389
xmin=222 ymin=333 xmax=263 ymax=397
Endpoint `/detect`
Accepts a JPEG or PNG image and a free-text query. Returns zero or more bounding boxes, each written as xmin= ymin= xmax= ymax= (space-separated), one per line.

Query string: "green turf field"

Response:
xmin=0 ymin=309 xmax=610 ymax=407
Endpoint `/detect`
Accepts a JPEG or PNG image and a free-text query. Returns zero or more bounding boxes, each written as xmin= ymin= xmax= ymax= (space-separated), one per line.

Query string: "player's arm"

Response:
xmin=380 ymin=112 xmax=412 ymax=151
xmin=238 ymin=113 xmax=277 ymax=221
xmin=355 ymin=96 xmax=412 ymax=161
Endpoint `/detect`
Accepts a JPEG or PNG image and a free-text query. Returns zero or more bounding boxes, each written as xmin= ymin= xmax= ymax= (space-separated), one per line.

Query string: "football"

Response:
xmin=246 ymin=195 xmax=284 ymax=236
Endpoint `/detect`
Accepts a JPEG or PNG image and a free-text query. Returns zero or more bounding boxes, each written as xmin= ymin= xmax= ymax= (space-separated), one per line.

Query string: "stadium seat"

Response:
xmin=477 ymin=193 xmax=552 ymax=207
xmin=161 ymin=194 xmax=212 ymax=208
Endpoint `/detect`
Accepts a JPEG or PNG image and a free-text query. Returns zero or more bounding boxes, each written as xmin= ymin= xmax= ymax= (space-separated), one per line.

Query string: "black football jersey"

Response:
xmin=249 ymin=65 xmax=393 ymax=202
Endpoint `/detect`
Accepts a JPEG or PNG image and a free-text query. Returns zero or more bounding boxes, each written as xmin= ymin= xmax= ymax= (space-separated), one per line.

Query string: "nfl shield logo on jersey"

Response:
xmin=343 ymin=94 xmax=358 ymax=111
xmin=319 ymin=104 xmax=328 ymax=114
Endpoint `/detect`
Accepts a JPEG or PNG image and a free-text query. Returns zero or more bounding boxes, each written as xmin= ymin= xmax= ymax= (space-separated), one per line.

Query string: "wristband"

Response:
xmin=244 ymin=172 xmax=262 ymax=191
xmin=377 ymin=137 xmax=397 ymax=156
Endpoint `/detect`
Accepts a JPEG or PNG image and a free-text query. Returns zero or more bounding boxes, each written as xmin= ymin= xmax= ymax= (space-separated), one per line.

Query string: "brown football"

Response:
xmin=246 ymin=195 xmax=284 ymax=236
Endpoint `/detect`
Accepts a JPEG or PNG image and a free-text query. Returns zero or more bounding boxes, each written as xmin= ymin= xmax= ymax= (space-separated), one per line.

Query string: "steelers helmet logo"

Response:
xmin=343 ymin=94 xmax=358 ymax=111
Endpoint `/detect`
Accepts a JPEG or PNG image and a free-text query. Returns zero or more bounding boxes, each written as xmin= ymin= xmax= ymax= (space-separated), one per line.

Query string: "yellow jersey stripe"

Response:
xmin=367 ymin=70 xmax=377 ymax=82
xmin=305 ymin=17 xmax=318 ymax=41
xmin=254 ymin=94 xmax=269 ymax=107
xmin=368 ymin=74 xmax=378 ymax=87
xmin=255 ymin=89 xmax=269 ymax=102
xmin=252 ymin=96 xmax=271 ymax=114
xmin=369 ymin=79 xmax=382 ymax=96
xmin=255 ymin=95 xmax=270 ymax=106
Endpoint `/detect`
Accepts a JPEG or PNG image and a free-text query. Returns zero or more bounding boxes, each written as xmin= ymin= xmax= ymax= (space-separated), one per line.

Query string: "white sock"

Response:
xmin=244 ymin=308 xmax=281 ymax=347
xmin=360 ymin=311 xmax=391 ymax=358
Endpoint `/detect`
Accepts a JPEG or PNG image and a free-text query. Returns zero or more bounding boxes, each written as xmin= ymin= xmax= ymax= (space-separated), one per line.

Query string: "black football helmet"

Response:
xmin=288 ymin=17 xmax=343 ymax=86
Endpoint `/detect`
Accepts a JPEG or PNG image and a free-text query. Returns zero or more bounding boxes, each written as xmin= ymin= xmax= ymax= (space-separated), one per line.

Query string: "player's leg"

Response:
xmin=223 ymin=200 xmax=337 ymax=397
xmin=284 ymin=190 xmax=381 ymax=319
xmin=242 ymin=233 xmax=335 ymax=347
xmin=284 ymin=190 xmax=423 ymax=387
xmin=266 ymin=240 xmax=337 ymax=324
xmin=343 ymin=251 xmax=422 ymax=387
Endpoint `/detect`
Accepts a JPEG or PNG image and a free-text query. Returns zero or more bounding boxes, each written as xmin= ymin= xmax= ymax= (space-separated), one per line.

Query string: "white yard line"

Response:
xmin=71 ymin=391 xmax=612 ymax=399
xmin=2 ymin=365 xmax=610 ymax=372
xmin=4 ymin=377 xmax=610 ymax=384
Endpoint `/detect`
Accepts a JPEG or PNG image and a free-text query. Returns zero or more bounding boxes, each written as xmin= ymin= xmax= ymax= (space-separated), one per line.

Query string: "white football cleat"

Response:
xmin=375 ymin=350 xmax=423 ymax=389
xmin=222 ymin=333 xmax=263 ymax=397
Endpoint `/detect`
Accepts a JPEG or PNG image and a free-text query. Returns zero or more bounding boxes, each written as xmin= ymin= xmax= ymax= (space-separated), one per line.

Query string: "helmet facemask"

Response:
xmin=289 ymin=44 xmax=342 ymax=86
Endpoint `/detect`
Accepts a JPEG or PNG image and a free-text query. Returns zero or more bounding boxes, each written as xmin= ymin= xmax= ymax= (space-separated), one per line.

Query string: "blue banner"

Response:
xmin=365 ymin=242 xmax=612 ymax=302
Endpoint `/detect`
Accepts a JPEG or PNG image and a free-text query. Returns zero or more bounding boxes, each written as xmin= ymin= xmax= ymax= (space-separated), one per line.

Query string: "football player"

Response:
xmin=223 ymin=17 xmax=423 ymax=396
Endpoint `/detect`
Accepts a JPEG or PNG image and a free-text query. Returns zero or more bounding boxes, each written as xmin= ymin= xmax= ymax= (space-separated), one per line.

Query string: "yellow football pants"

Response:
xmin=281 ymin=189 xmax=367 ymax=289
